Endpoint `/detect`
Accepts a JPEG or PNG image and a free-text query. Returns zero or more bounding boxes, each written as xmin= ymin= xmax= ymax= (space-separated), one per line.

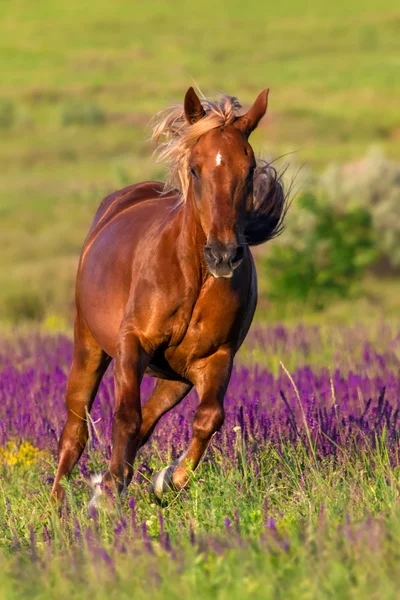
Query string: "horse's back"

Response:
xmin=87 ymin=181 xmax=175 ymax=238
xmin=76 ymin=181 xmax=181 ymax=356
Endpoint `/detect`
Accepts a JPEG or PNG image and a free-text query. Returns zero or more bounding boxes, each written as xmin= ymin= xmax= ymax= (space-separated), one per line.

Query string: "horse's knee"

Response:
xmin=193 ymin=403 xmax=225 ymax=440
xmin=58 ymin=420 xmax=86 ymax=456
xmin=113 ymin=406 xmax=142 ymax=439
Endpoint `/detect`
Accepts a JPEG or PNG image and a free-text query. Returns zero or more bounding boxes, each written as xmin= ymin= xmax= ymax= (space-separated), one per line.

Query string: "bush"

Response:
xmin=320 ymin=149 xmax=400 ymax=267
xmin=0 ymin=99 xmax=15 ymax=129
xmin=263 ymin=192 xmax=377 ymax=309
xmin=61 ymin=98 xmax=105 ymax=126
xmin=4 ymin=291 xmax=45 ymax=323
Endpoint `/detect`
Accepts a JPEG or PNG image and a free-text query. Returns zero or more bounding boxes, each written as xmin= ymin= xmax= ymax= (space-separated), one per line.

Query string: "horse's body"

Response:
xmin=80 ymin=181 xmax=256 ymax=367
xmin=51 ymin=87 xmax=285 ymax=503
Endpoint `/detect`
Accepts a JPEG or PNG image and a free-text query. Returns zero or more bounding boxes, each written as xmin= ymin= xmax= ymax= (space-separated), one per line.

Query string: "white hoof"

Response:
xmin=149 ymin=452 xmax=189 ymax=501
xmin=88 ymin=472 xmax=103 ymax=511
xmin=150 ymin=465 xmax=174 ymax=499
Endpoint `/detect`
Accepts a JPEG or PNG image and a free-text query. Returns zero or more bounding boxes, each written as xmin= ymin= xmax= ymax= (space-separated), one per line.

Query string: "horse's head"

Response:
xmin=184 ymin=87 xmax=269 ymax=278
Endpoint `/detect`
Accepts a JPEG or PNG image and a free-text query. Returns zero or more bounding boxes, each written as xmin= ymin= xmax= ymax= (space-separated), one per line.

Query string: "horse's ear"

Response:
xmin=235 ymin=89 xmax=269 ymax=137
xmin=184 ymin=87 xmax=206 ymax=124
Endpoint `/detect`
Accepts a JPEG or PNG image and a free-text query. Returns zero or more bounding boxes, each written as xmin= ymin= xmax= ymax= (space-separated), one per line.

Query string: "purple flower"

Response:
xmin=98 ymin=547 xmax=114 ymax=570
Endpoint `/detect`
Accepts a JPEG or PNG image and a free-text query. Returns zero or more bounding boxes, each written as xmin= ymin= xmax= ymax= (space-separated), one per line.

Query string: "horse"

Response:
xmin=51 ymin=86 xmax=286 ymax=504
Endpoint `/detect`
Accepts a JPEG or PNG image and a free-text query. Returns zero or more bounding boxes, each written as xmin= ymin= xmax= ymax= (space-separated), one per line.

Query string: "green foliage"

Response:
xmin=1 ymin=440 xmax=400 ymax=598
xmin=4 ymin=291 xmax=45 ymax=323
xmin=320 ymin=149 xmax=400 ymax=267
xmin=264 ymin=192 xmax=377 ymax=309
xmin=0 ymin=99 xmax=14 ymax=129
xmin=61 ymin=98 xmax=105 ymax=126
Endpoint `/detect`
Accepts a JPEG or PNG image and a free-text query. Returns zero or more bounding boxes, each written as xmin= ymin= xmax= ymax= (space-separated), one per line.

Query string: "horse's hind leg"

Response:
xmin=51 ymin=316 xmax=110 ymax=502
xmin=124 ymin=379 xmax=192 ymax=488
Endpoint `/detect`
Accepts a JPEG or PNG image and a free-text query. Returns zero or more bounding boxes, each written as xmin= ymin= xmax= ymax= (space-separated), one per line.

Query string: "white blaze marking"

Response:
xmin=216 ymin=151 xmax=222 ymax=166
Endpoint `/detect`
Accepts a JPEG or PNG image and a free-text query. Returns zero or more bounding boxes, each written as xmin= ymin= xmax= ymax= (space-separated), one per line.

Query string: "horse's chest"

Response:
xmin=167 ymin=270 xmax=256 ymax=370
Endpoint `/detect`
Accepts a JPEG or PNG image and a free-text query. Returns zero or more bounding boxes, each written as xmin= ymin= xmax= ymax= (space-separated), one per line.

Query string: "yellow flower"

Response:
xmin=0 ymin=440 xmax=42 ymax=467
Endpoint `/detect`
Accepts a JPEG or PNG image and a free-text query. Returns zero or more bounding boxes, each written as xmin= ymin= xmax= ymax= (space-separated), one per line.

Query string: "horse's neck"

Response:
xmin=175 ymin=191 xmax=208 ymax=277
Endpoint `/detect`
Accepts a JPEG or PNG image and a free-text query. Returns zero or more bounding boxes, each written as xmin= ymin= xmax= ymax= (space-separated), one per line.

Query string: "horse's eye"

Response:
xmin=190 ymin=167 xmax=199 ymax=178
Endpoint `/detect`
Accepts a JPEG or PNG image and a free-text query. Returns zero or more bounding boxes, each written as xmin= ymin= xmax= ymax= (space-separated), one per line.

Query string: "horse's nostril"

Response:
xmin=232 ymin=246 xmax=244 ymax=265
xmin=204 ymin=243 xmax=244 ymax=270
xmin=204 ymin=246 xmax=213 ymax=260
xmin=204 ymin=245 xmax=221 ymax=265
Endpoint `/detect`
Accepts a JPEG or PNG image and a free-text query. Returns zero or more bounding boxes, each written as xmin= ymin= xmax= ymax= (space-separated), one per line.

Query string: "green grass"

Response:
xmin=1 ymin=440 xmax=400 ymax=598
xmin=0 ymin=0 xmax=400 ymax=321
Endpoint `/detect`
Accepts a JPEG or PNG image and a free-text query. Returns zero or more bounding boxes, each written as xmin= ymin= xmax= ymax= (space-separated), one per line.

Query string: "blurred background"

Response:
xmin=1 ymin=0 xmax=399 ymax=328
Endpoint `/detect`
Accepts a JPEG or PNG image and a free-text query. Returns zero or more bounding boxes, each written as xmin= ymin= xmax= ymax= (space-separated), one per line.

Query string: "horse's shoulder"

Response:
xmin=89 ymin=181 xmax=173 ymax=233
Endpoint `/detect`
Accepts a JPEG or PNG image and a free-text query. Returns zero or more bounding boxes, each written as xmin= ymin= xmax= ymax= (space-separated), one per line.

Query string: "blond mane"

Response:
xmin=151 ymin=93 xmax=242 ymax=200
xmin=151 ymin=92 xmax=288 ymax=243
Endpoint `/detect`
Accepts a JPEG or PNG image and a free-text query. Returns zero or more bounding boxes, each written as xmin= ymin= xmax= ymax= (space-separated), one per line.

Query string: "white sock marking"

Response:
xmin=154 ymin=467 xmax=169 ymax=497
xmin=88 ymin=472 xmax=103 ymax=509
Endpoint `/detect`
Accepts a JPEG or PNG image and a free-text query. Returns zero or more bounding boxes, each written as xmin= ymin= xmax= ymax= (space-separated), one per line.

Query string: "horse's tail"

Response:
xmin=244 ymin=162 xmax=289 ymax=247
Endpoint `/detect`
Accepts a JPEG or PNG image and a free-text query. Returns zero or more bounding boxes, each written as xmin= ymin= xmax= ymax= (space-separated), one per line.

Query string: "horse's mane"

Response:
xmin=151 ymin=93 xmax=288 ymax=245
xmin=151 ymin=93 xmax=241 ymax=199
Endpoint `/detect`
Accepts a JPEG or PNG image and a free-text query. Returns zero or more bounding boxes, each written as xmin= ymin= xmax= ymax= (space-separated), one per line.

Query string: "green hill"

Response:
xmin=1 ymin=0 xmax=399 ymax=321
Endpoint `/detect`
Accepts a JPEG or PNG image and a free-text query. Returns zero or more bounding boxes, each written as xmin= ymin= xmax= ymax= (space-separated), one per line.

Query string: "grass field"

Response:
xmin=1 ymin=323 xmax=400 ymax=598
xmin=1 ymin=0 xmax=400 ymax=321
xmin=1 ymin=4 xmax=400 ymax=596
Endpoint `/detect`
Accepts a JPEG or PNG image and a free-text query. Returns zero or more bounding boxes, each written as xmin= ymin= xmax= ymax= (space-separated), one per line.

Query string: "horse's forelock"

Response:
xmin=150 ymin=94 xmax=289 ymax=235
xmin=151 ymin=94 xmax=242 ymax=201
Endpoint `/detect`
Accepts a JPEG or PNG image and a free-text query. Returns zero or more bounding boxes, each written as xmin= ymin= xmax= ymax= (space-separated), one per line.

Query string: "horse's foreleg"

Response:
xmin=103 ymin=332 xmax=149 ymax=495
xmin=150 ymin=350 xmax=231 ymax=500
xmin=51 ymin=318 xmax=110 ymax=503
xmin=124 ymin=379 xmax=192 ymax=488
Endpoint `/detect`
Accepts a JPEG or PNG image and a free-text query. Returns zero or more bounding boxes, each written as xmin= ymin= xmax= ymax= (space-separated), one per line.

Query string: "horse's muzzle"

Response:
xmin=204 ymin=242 xmax=244 ymax=279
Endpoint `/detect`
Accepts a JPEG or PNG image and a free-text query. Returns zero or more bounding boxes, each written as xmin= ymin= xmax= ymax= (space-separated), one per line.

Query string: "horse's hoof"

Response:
xmin=148 ymin=465 xmax=176 ymax=505
xmin=50 ymin=489 xmax=64 ymax=506
xmin=88 ymin=473 xmax=106 ymax=513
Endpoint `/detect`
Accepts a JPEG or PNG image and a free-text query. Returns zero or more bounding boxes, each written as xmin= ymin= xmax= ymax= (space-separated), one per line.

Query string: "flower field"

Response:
xmin=1 ymin=324 xmax=400 ymax=598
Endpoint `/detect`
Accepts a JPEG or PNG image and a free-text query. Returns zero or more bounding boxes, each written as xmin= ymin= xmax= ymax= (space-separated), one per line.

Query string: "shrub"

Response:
xmin=263 ymin=192 xmax=377 ymax=309
xmin=61 ymin=98 xmax=105 ymax=126
xmin=0 ymin=99 xmax=15 ymax=129
xmin=320 ymin=148 xmax=400 ymax=267
xmin=4 ymin=291 xmax=45 ymax=323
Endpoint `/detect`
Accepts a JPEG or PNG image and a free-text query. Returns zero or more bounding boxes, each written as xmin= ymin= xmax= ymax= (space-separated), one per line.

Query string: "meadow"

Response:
xmin=1 ymin=323 xmax=400 ymax=598
xmin=1 ymin=1 xmax=400 ymax=597
xmin=1 ymin=0 xmax=400 ymax=321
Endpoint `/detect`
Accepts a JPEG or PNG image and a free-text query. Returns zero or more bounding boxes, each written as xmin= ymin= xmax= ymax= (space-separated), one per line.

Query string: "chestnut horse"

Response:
xmin=51 ymin=87 xmax=286 ymax=504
